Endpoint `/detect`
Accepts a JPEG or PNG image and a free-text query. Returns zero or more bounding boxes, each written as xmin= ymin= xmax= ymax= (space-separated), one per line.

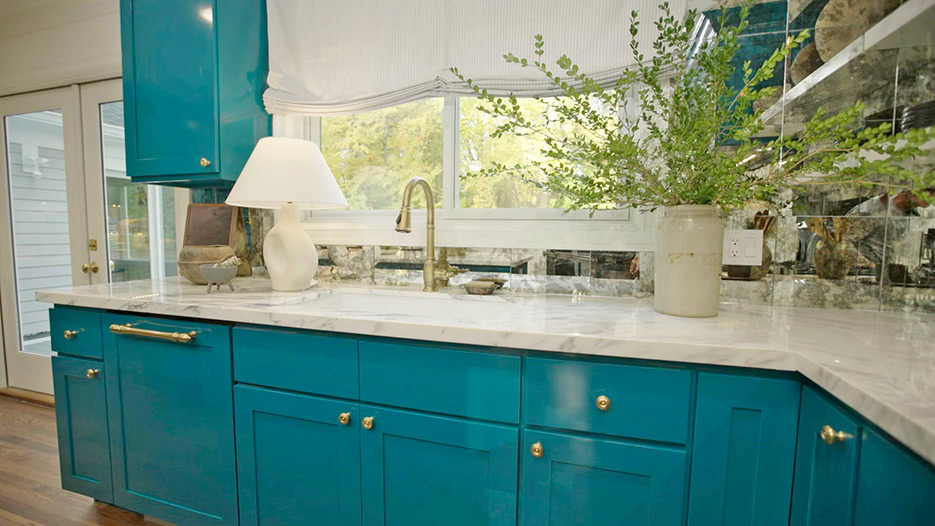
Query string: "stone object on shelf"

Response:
xmin=815 ymin=0 xmax=900 ymax=62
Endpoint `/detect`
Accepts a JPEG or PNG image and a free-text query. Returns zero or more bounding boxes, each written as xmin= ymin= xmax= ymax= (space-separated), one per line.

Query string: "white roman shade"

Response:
xmin=263 ymin=0 xmax=687 ymax=116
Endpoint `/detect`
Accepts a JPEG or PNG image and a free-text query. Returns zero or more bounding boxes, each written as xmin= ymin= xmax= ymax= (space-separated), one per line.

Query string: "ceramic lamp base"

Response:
xmin=263 ymin=203 xmax=319 ymax=291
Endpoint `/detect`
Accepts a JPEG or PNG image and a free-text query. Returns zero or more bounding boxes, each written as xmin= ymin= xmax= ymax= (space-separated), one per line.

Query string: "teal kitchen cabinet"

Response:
xmin=359 ymin=405 xmax=519 ymax=526
xmin=688 ymin=373 xmax=801 ymax=526
xmin=51 ymin=356 xmax=113 ymax=503
xmin=103 ymin=314 xmax=237 ymax=526
xmin=235 ymin=385 xmax=361 ymax=526
xmin=521 ymin=430 xmax=686 ymax=526
xmin=854 ymin=427 xmax=935 ymax=525
xmin=790 ymin=387 xmax=860 ymax=526
xmin=120 ymin=0 xmax=270 ymax=186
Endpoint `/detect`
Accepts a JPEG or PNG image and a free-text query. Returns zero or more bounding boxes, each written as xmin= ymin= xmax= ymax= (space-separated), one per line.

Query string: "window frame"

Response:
xmin=275 ymin=96 xmax=656 ymax=251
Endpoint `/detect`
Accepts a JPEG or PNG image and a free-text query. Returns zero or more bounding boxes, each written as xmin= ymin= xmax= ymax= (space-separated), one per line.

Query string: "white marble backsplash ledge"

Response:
xmin=36 ymin=277 xmax=935 ymax=466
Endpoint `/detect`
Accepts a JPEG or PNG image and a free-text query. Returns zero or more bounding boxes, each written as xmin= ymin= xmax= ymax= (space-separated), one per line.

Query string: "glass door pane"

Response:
xmin=98 ymin=101 xmax=179 ymax=283
xmin=4 ymin=110 xmax=74 ymax=357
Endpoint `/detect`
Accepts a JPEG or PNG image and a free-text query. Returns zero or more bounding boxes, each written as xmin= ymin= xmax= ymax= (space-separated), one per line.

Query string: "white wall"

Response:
xmin=0 ymin=0 xmax=121 ymax=96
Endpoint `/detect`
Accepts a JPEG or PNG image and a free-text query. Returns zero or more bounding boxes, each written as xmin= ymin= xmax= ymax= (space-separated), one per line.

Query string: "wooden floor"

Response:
xmin=0 ymin=395 xmax=163 ymax=526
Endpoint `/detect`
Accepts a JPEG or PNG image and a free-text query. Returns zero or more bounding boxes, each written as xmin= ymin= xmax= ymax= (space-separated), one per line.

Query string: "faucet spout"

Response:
xmin=395 ymin=177 xmax=437 ymax=291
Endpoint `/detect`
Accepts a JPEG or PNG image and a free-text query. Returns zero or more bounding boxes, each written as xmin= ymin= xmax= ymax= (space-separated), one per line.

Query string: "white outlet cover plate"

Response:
xmin=723 ymin=229 xmax=763 ymax=266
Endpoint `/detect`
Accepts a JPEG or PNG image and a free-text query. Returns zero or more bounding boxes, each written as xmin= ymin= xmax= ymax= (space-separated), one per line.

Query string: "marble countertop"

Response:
xmin=37 ymin=277 xmax=935 ymax=465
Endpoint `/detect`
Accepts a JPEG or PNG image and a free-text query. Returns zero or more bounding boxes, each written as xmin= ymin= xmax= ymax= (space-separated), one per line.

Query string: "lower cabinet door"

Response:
xmin=854 ymin=428 xmax=935 ymax=525
xmin=235 ymin=385 xmax=361 ymax=526
xmin=790 ymin=387 xmax=859 ymax=525
xmin=103 ymin=314 xmax=237 ymax=526
xmin=521 ymin=430 xmax=686 ymax=526
xmin=360 ymin=405 xmax=518 ymax=526
xmin=51 ymin=356 xmax=113 ymax=503
xmin=688 ymin=373 xmax=800 ymax=526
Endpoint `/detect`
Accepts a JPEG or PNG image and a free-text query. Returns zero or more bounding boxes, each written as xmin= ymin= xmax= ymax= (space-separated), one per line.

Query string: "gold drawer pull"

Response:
xmin=339 ymin=412 xmax=351 ymax=426
xmin=361 ymin=416 xmax=374 ymax=430
xmin=200 ymin=157 xmax=211 ymax=168
xmin=530 ymin=442 xmax=544 ymax=458
xmin=86 ymin=369 xmax=100 ymax=378
xmin=109 ymin=323 xmax=197 ymax=343
xmin=596 ymin=395 xmax=611 ymax=411
xmin=63 ymin=330 xmax=79 ymax=340
xmin=821 ymin=425 xmax=854 ymax=445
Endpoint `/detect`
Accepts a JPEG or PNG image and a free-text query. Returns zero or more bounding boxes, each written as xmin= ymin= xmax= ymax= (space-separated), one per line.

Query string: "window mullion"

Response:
xmin=442 ymin=96 xmax=459 ymax=211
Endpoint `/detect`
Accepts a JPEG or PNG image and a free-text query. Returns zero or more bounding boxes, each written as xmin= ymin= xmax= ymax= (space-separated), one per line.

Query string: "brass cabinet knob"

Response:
xmin=596 ymin=395 xmax=611 ymax=411
xmin=200 ymin=157 xmax=212 ymax=168
xmin=81 ymin=262 xmax=100 ymax=274
xmin=86 ymin=369 xmax=100 ymax=379
xmin=361 ymin=416 xmax=374 ymax=430
xmin=821 ymin=425 xmax=853 ymax=445
xmin=338 ymin=412 xmax=351 ymax=426
xmin=530 ymin=442 xmax=544 ymax=458
xmin=63 ymin=330 xmax=78 ymax=340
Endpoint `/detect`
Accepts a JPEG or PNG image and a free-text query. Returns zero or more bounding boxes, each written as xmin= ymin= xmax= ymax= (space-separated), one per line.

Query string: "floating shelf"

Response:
xmin=759 ymin=0 xmax=935 ymax=134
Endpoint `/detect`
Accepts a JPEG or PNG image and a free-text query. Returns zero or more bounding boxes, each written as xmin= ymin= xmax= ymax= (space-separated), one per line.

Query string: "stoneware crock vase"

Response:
xmin=654 ymin=205 xmax=724 ymax=317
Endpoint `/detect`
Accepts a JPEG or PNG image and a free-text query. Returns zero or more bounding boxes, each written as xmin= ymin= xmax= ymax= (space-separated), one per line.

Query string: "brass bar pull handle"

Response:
xmin=821 ymin=425 xmax=854 ymax=445
xmin=109 ymin=323 xmax=197 ymax=343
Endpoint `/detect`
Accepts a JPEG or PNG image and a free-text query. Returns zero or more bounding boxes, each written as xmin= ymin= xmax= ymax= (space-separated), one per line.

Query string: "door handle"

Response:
xmin=81 ymin=262 xmax=100 ymax=273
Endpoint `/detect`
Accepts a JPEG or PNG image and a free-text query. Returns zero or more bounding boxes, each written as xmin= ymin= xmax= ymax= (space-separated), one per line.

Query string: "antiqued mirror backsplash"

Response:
xmin=306 ymin=226 xmax=935 ymax=312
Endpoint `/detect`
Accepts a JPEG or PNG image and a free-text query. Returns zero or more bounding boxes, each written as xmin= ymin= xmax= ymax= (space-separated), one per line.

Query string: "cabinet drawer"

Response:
xmin=233 ymin=327 xmax=359 ymax=399
xmin=359 ymin=341 xmax=521 ymax=423
xmin=524 ymin=357 xmax=691 ymax=443
xmin=50 ymin=307 xmax=103 ymax=359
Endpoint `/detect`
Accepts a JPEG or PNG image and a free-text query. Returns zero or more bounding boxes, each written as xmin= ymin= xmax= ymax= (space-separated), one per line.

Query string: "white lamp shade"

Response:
xmin=226 ymin=137 xmax=348 ymax=210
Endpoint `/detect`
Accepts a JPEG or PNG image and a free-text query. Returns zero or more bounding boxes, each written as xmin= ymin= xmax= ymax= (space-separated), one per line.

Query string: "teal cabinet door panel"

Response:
xmin=235 ymin=385 xmax=361 ymax=526
xmin=52 ymin=356 xmax=113 ymax=503
xmin=233 ymin=327 xmax=359 ymax=399
xmin=360 ymin=405 xmax=518 ymax=526
xmin=524 ymin=357 xmax=692 ymax=444
xmin=359 ymin=341 xmax=521 ymax=423
xmin=854 ymin=428 xmax=935 ymax=525
xmin=50 ymin=307 xmax=103 ymax=359
xmin=521 ymin=430 xmax=686 ymax=526
xmin=121 ymin=0 xmax=219 ymax=178
xmin=688 ymin=373 xmax=800 ymax=526
xmin=120 ymin=0 xmax=270 ymax=186
xmin=103 ymin=314 xmax=237 ymax=526
xmin=790 ymin=387 xmax=859 ymax=525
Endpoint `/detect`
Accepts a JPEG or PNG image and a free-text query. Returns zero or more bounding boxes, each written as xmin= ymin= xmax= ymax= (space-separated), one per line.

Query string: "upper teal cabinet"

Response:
xmin=120 ymin=0 xmax=270 ymax=187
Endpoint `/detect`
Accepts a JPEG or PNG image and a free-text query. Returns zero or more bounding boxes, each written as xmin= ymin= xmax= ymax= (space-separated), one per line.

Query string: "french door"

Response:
xmin=0 ymin=79 xmax=183 ymax=394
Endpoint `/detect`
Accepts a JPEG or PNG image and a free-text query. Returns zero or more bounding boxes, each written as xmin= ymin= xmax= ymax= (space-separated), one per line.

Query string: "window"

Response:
xmin=459 ymin=97 xmax=574 ymax=210
xmin=321 ymin=99 xmax=443 ymax=210
xmin=286 ymin=96 xmax=652 ymax=250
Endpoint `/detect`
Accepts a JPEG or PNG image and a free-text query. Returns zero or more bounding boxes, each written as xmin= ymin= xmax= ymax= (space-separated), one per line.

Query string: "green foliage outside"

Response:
xmin=321 ymin=99 xmax=444 ymax=210
xmin=452 ymin=1 xmax=935 ymax=211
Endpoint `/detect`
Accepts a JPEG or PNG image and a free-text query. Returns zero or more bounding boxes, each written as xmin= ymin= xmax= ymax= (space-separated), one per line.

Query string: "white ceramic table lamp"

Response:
xmin=226 ymin=137 xmax=347 ymax=291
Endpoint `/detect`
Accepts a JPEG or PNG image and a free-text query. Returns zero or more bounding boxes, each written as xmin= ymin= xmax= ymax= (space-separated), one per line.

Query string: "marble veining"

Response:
xmin=37 ymin=277 xmax=935 ymax=466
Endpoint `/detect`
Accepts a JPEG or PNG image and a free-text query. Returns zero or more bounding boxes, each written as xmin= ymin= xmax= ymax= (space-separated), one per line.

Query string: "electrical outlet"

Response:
xmin=722 ymin=229 xmax=763 ymax=266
